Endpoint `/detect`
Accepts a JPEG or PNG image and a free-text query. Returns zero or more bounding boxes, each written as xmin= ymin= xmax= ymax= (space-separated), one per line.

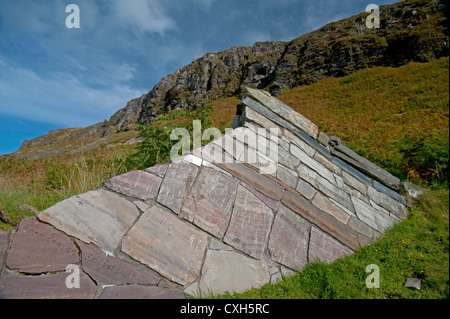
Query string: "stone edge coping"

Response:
xmin=238 ymin=89 xmax=408 ymax=207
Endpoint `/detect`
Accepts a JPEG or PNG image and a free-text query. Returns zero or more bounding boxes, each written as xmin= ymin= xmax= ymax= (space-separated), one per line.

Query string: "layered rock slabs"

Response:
xmin=0 ymin=88 xmax=409 ymax=298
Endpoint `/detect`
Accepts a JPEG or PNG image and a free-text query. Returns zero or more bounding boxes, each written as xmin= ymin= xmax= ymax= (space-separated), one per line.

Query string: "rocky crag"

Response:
xmin=12 ymin=0 xmax=448 ymax=159
xmin=0 ymin=88 xmax=410 ymax=298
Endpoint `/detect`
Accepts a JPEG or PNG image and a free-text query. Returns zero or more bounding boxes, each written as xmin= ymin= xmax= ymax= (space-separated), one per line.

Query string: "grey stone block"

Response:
xmin=294 ymin=130 xmax=332 ymax=158
xmin=242 ymin=97 xmax=296 ymax=131
xmin=333 ymin=157 xmax=372 ymax=186
xmin=329 ymin=136 xmax=401 ymax=191
xmin=373 ymin=180 xmax=407 ymax=206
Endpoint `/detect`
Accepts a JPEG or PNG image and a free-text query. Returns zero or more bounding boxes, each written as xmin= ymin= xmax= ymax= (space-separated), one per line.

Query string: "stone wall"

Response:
xmin=0 ymin=88 xmax=409 ymax=298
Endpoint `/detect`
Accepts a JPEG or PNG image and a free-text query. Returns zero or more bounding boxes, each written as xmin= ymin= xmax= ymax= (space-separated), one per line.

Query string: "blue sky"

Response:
xmin=0 ymin=0 xmax=397 ymax=155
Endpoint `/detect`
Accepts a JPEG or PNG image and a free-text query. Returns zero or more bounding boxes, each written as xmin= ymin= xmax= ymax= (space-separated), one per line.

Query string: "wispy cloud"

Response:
xmin=111 ymin=0 xmax=177 ymax=35
xmin=0 ymin=57 xmax=143 ymax=127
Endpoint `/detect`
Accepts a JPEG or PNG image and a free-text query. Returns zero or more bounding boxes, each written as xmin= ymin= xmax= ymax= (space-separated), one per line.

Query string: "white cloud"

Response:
xmin=0 ymin=61 xmax=143 ymax=127
xmin=112 ymin=0 xmax=177 ymax=35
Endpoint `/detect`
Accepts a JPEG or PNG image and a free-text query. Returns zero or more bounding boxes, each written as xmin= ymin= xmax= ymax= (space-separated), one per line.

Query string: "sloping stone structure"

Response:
xmin=0 ymin=88 xmax=409 ymax=298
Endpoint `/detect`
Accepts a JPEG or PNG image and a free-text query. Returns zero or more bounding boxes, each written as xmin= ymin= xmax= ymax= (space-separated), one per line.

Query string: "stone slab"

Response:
xmin=38 ymin=189 xmax=140 ymax=253
xmin=180 ymin=167 xmax=239 ymax=238
xmin=367 ymin=186 xmax=409 ymax=220
xmin=77 ymin=240 xmax=160 ymax=286
xmin=218 ymin=163 xmax=285 ymax=201
xmin=296 ymin=179 xmax=317 ymax=200
xmin=198 ymin=249 xmax=271 ymax=295
xmin=278 ymin=147 xmax=301 ymax=171
xmin=282 ymin=190 xmax=359 ymax=251
xmin=314 ymin=151 xmax=342 ymax=175
xmin=242 ymin=97 xmax=296 ymax=132
xmin=294 ymin=130 xmax=331 ymax=158
xmin=268 ymin=205 xmax=311 ymax=271
xmin=228 ymin=126 xmax=274 ymax=157
xmin=6 ymin=218 xmax=79 ymax=274
xmin=201 ymin=138 xmax=236 ymax=165
xmin=308 ymin=226 xmax=353 ymax=264
xmin=157 ymin=162 xmax=199 ymax=214
xmin=182 ymin=154 xmax=203 ymax=166
xmin=241 ymin=182 xmax=280 ymax=211
xmin=0 ymin=271 xmax=97 ymax=299
xmin=329 ymin=136 xmax=401 ymax=191
xmin=276 ymin=165 xmax=298 ymax=189
xmin=332 ymin=157 xmax=372 ymax=186
xmin=297 ymin=163 xmax=354 ymax=213
xmin=318 ymin=131 xmax=330 ymax=147
xmin=224 ymin=185 xmax=273 ymax=259
xmin=348 ymin=216 xmax=374 ymax=239
xmin=351 ymin=196 xmax=396 ymax=234
xmin=145 ymin=163 xmax=169 ymax=178
xmin=402 ymin=182 xmax=425 ymax=199
xmin=373 ymin=180 xmax=407 ymax=206
xmin=245 ymin=87 xmax=318 ymax=138
xmin=99 ymin=285 xmax=185 ymax=299
xmin=405 ymin=278 xmax=422 ymax=291
xmin=283 ymin=129 xmax=316 ymax=157
xmin=311 ymin=192 xmax=351 ymax=225
xmin=342 ymin=170 xmax=368 ymax=195
xmin=237 ymin=146 xmax=278 ymax=175
xmin=122 ymin=205 xmax=209 ymax=286
xmin=0 ymin=230 xmax=10 ymax=270
xmin=105 ymin=170 xmax=162 ymax=201
xmin=329 ymin=198 xmax=356 ymax=217
xmin=291 ymin=143 xmax=335 ymax=184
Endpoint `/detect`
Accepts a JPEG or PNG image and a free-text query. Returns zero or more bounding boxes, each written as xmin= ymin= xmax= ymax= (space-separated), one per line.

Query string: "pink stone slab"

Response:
xmin=180 ymin=167 xmax=239 ymax=238
xmin=308 ymin=226 xmax=354 ymax=264
xmin=224 ymin=185 xmax=273 ymax=259
xmin=268 ymin=205 xmax=311 ymax=271
xmin=6 ymin=218 xmax=79 ymax=274
xmin=77 ymin=240 xmax=160 ymax=286
xmin=122 ymin=205 xmax=208 ymax=286
xmin=0 ymin=271 xmax=96 ymax=299
xmin=105 ymin=170 xmax=162 ymax=200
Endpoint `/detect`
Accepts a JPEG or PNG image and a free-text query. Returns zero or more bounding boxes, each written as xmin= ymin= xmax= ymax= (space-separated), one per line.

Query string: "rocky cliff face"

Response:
xmin=107 ymin=0 xmax=448 ymax=131
xmin=108 ymin=42 xmax=287 ymax=131
xmin=15 ymin=0 xmax=448 ymax=157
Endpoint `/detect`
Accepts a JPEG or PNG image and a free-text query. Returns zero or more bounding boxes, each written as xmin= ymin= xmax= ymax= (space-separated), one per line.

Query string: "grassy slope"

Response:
xmin=0 ymin=58 xmax=448 ymax=298
xmin=279 ymin=57 xmax=449 ymax=184
xmin=0 ymin=147 xmax=131 ymax=229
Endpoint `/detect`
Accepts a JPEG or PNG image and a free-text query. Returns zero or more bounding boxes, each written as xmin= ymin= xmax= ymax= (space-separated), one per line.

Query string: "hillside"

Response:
xmin=9 ymin=0 xmax=448 ymax=159
xmin=1 ymin=59 xmax=448 ymax=300
xmin=1 ymin=57 xmax=448 ymax=227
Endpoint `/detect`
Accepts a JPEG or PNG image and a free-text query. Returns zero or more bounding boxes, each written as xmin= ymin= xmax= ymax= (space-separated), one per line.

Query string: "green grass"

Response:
xmin=0 ymin=149 xmax=130 ymax=230
xmin=221 ymin=188 xmax=449 ymax=299
xmin=279 ymin=57 xmax=449 ymax=185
